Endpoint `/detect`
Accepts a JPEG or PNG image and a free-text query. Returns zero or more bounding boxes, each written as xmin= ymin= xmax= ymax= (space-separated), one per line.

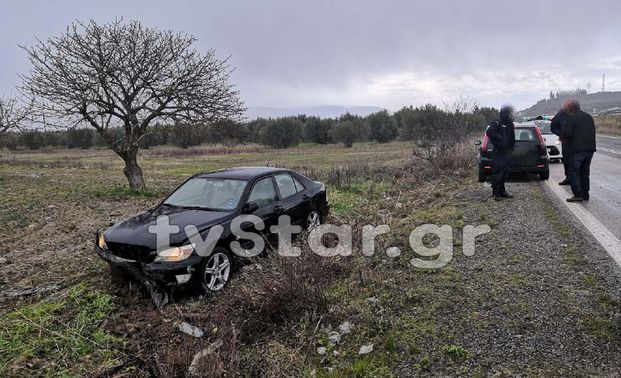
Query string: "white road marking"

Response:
xmin=599 ymin=147 xmax=621 ymax=155
xmin=599 ymin=134 xmax=621 ymax=140
xmin=543 ymin=180 xmax=621 ymax=269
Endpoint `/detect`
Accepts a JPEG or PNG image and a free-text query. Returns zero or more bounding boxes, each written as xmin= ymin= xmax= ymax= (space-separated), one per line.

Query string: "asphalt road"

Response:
xmin=548 ymin=134 xmax=621 ymax=241
xmin=597 ymin=134 xmax=621 ymax=159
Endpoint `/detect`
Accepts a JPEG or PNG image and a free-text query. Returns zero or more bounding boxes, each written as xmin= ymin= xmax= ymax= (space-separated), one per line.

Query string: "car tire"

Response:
xmin=539 ymin=170 xmax=550 ymax=180
xmin=306 ymin=209 xmax=322 ymax=231
xmin=478 ymin=170 xmax=486 ymax=183
xmin=199 ymin=247 xmax=233 ymax=294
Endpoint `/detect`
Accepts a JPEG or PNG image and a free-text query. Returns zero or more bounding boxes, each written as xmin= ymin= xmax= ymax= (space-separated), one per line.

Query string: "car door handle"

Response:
xmin=302 ymin=194 xmax=310 ymax=200
xmin=274 ymin=205 xmax=285 ymax=214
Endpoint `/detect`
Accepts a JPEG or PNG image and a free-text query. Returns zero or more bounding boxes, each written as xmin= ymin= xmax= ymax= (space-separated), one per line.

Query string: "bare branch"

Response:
xmin=0 ymin=96 xmax=32 ymax=134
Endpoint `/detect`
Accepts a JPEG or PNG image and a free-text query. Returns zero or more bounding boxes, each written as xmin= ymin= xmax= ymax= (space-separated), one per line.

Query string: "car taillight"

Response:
xmin=534 ymin=127 xmax=546 ymax=146
xmin=481 ymin=135 xmax=489 ymax=152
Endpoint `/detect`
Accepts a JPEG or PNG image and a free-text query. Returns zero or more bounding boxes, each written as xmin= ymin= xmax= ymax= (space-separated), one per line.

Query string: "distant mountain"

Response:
xmin=245 ymin=105 xmax=385 ymax=120
xmin=518 ymin=91 xmax=621 ymax=117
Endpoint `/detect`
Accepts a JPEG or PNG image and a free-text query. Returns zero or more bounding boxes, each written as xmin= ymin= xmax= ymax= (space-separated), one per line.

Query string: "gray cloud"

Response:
xmin=1 ymin=0 xmax=620 ymax=110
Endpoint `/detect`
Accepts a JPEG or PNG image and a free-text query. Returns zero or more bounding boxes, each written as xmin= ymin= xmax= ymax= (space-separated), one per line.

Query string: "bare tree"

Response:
xmin=20 ymin=19 xmax=245 ymax=189
xmin=0 ymin=96 xmax=31 ymax=135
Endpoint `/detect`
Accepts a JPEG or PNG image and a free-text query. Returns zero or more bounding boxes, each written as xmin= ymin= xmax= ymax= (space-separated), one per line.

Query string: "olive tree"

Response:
xmin=20 ymin=20 xmax=244 ymax=189
xmin=330 ymin=113 xmax=367 ymax=147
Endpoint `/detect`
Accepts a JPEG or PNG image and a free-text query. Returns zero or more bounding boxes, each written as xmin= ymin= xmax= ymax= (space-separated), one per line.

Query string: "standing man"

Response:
xmin=560 ymin=100 xmax=597 ymax=202
xmin=486 ymin=106 xmax=516 ymax=201
xmin=551 ymin=103 xmax=571 ymax=185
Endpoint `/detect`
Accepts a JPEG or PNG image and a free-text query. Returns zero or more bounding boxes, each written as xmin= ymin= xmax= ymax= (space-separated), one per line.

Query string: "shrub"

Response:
xmin=66 ymin=128 xmax=93 ymax=149
xmin=304 ymin=116 xmax=333 ymax=144
xmin=173 ymin=122 xmax=205 ymax=149
xmin=19 ymin=130 xmax=44 ymax=150
xmin=411 ymin=139 xmax=475 ymax=178
xmin=395 ymin=104 xmax=448 ymax=142
xmin=260 ymin=117 xmax=303 ymax=149
xmin=330 ymin=113 xmax=368 ymax=147
xmin=153 ymin=247 xmax=346 ymax=376
xmin=367 ymin=109 xmax=397 ymax=143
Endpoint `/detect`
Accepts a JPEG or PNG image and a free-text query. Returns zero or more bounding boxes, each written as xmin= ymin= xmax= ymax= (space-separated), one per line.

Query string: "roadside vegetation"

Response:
xmin=2 ymin=139 xmax=620 ymax=376
xmin=0 ymin=284 xmax=122 ymax=376
xmin=595 ymin=115 xmax=621 ymax=136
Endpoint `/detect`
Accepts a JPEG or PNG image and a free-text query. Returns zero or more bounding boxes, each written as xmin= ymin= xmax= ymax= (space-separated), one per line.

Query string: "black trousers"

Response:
xmin=569 ymin=151 xmax=594 ymax=199
xmin=490 ymin=151 xmax=511 ymax=195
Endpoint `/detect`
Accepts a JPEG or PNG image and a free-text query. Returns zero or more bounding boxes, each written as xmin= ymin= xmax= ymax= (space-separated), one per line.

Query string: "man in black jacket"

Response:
xmin=550 ymin=104 xmax=570 ymax=184
xmin=560 ymin=100 xmax=597 ymax=202
xmin=486 ymin=106 xmax=516 ymax=201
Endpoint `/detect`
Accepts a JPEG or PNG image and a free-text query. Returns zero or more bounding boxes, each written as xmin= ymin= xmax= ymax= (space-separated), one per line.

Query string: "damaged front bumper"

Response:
xmin=94 ymin=245 xmax=202 ymax=288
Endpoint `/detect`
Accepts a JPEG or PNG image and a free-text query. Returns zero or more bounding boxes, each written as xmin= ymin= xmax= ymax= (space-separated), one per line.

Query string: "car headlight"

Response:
xmin=555 ymin=140 xmax=561 ymax=145
xmin=154 ymin=244 xmax=194 ymax=262
xmin=97 ymin=232 xmax=107 ymax=249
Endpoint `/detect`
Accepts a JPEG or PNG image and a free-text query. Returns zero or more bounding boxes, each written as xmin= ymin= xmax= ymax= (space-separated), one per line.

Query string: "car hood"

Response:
xmin=543 ymin=133 xmax=559 ymax=145
xmin=103 ymin=205 xmax=233 ymax=250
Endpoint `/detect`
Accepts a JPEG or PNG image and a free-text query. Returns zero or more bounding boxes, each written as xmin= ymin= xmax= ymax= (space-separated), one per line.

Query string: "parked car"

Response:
xmin=95 ymin=167 xmax=329 ymax=300
xmin=525 ymin=116 xmax=563 ymax=163
xmin=477 ymin=124 xmax=550 ymax=182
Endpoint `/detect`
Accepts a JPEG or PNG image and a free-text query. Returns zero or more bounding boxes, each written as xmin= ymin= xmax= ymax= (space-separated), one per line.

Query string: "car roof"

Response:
xmin=196 ymin=166 xmax=288 ymax=180
xmin=514 ymin=123 xmax=536 ymax=128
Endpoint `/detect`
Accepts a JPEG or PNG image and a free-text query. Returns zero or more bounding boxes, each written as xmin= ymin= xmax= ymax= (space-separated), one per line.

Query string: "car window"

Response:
xmin=515 ymin=129 xmax=536 ymax=142
xmin=248 ymin=177 xmax=277 ymax=208
xmin=535 ymin=120 xmax=552 ymax=134
xmin=274 ymin=173 xmax=297 ymax=198
xmin=292 ymin=176 xmax=305 ymax=193
xmin=164 ymin=178 xmax=247 ymax=211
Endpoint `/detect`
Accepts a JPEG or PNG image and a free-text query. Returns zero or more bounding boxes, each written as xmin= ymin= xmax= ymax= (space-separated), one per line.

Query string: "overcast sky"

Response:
xmin=1 ymin=0 xmax=620 ymax=111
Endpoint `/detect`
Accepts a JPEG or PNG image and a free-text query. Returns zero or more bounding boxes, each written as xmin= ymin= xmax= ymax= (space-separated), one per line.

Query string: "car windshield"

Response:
xmin=163 ymin=178 xmax=248 ymax=211
xmin=515 ymin=128 xmax=536 ymax=142
xmin=535 ymin=120 xmax=553 ymax=134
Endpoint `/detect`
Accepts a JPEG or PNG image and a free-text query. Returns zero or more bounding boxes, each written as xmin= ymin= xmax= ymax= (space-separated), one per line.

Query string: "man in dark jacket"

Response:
xmin=560 ymin=100 xmax=597 ymax=202
xmin=550 ymin=105 xmax=571 ymax=184
xmin=486 ymin=106 xmax=516 ymax=201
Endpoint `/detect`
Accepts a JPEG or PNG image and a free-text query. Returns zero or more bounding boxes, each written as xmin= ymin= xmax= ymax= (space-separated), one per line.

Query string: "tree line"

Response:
xmin=1 ymin=105 xmax=497 ymax=151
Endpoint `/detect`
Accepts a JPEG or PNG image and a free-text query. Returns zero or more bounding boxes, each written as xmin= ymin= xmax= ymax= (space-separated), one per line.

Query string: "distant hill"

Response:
xmin=245 ymin=105 xmax=385 ymax=120
xmin=518 ymin=91 xmax=621 ymax=117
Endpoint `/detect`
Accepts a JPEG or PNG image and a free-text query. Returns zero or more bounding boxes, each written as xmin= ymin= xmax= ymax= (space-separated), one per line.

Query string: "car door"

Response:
xmin=240 ymin=176 xmax=280 ymax=249
xmin=273 ymin=173 xmax=311 ymax=226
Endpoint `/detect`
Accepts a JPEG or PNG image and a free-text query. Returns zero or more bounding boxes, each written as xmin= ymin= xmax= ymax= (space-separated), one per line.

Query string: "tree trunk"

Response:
xmin=122 ymin=149 xmax=145 ymax=190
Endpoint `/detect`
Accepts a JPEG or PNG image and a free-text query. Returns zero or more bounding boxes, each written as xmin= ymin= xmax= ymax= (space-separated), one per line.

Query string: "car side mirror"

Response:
xmin=474 ymin=140 xmax=482 ymax=146
xmin=242 ymin=201 xmax=259 ymax=214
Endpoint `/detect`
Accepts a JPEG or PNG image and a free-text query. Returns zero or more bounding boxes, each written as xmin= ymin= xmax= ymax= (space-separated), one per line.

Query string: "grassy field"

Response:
xmin=2 ymin=141 xmax=620 ymax=376
xmin=0 ymin=141 xmax=424 ymax=376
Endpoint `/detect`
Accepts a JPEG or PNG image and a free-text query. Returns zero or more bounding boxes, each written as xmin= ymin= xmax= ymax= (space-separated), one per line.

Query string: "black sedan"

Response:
xmin=95 ymin=167 xmax=329 ymax=302
xmin=477 ymin=124 xmax=550 ymax=182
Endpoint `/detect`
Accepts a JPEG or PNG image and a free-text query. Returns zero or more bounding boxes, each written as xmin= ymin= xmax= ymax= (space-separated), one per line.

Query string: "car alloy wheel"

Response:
xmin=307 ymin=210 xmax=321 ymax=231
xmin=203 ymin=251 xmax=231 ymax=292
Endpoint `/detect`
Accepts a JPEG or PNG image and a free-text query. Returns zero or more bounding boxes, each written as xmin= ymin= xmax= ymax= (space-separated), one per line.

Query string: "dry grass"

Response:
xmin=595 ymin=115 xmax=621 ymax=136
xmin=144 ymin=143 xmax=269 ymax=158
xmin=410 ymin=139 xmax=476 ymax=180
xmin=143 ymin=246 xmax=348 ymax=377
